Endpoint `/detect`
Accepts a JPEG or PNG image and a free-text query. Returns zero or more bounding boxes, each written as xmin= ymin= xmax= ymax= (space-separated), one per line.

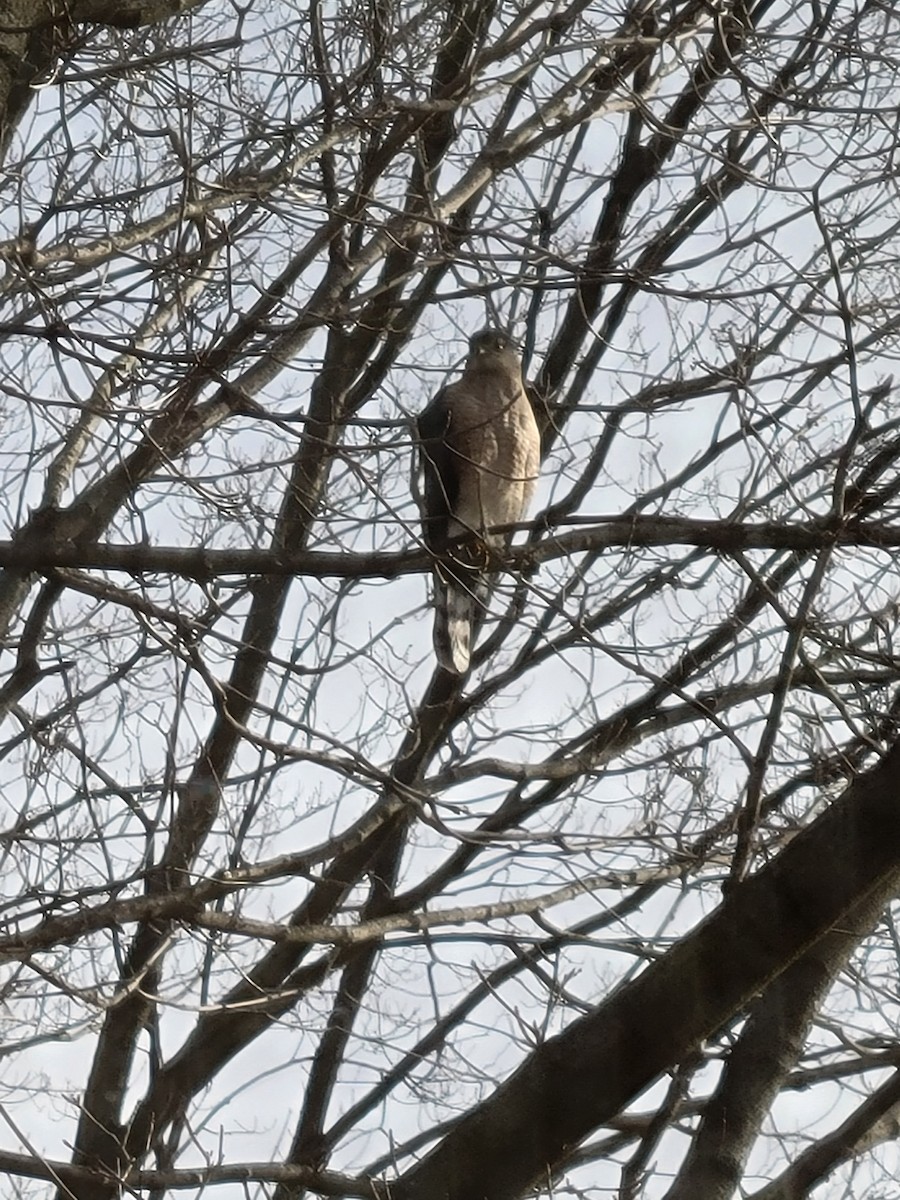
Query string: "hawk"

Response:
xmin=416 ymin=329 xmax=541 ymax=674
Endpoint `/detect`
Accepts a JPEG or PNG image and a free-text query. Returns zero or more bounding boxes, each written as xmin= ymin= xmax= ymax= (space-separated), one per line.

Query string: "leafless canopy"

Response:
xmin=3 ymin=1 xmax=900 ymax=1198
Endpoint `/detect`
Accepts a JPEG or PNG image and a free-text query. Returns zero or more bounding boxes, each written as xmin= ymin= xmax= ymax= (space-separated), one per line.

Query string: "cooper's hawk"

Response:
xmin=416 ymin=329 xmax=541 ymax=674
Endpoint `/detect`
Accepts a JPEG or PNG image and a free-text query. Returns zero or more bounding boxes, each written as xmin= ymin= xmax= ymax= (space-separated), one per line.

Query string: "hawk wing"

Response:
xmin=416 ymin=384 xmax=485 ymax=674
xmin=416 ymin=386 xmax=457 ymax=554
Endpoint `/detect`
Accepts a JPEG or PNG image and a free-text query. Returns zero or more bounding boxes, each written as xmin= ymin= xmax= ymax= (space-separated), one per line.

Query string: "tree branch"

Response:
xmin=393 ymin=739 xmax=900 ymax=1200
xmin=2 ymin=514 xmax=899 ymax=580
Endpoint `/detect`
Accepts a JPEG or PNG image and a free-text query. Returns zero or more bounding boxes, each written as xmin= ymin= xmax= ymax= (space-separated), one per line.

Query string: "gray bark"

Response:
xmin=394 ymin=742 xmax=900 ymax=1200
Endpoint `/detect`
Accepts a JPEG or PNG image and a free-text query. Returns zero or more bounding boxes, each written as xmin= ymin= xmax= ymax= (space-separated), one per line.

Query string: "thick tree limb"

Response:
xmin=3 ymin=515 xmax=899 ymax=580
xmin=393 ymin=740 xmax=900 ymax=1200
xmin=663 ymin=883 xmax=895 ymax=1200
xmin=74 ymin=0 xmax=209 ymax=23
xmin=0 ymin=1 xmax=211 ymax=153
xmin=0 ymin=1147 xmax=381 ymax=1196
xmin=751 ymin=1070 xmax=900 ymax=1200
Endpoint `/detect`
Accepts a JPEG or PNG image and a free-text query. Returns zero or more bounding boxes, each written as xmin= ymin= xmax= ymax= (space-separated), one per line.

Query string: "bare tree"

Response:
xmin=3 ymin=1 xmax=900 ymax=1198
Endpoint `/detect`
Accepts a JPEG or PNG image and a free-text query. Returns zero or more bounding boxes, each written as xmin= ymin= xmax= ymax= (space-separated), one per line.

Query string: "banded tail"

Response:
xmin=433 ymin=566 xmax=488 ymax=675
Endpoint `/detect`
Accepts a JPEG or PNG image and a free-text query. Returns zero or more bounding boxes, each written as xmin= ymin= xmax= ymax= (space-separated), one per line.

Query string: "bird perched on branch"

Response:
xmin=416 ymin=329 xmax=541 ymax=674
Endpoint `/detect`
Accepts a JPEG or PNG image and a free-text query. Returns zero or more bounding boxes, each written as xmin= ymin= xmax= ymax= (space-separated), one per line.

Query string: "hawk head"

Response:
xmin=467 ymin=329 xmax=520 ymax=366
